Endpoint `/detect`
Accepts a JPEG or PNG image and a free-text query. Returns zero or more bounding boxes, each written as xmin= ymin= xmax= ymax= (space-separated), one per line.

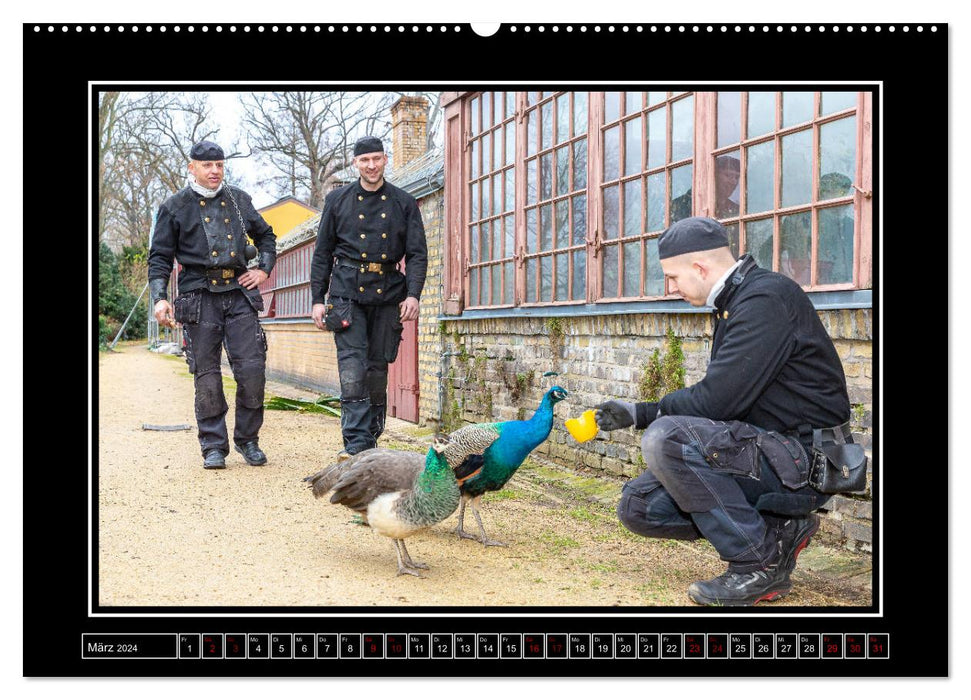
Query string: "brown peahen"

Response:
xmin=303 ymin=433 xmax=496 ymax=577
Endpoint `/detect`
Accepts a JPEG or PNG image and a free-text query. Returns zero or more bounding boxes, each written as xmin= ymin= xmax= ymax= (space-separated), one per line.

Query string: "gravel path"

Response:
xmin=97 ymin=343 xmax=871 ymax=608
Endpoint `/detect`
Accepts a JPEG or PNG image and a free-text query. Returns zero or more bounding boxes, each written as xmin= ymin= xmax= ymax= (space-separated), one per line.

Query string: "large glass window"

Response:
xmin=601 ymin=92 xmax=693 ymax=299
xmin=457 ymin=90 xmax=868 ymax=310
xmin=522 ymin=91 xmax=589 ymax=304
xmin=714 ymin=91 xmax=860 ymax=288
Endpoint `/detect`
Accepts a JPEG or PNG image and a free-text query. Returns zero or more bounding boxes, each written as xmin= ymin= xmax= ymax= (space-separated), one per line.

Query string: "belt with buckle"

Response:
xmin=205 ymin=267 xmax=241 ymax=286
xmin=337 ymin=257 xmax=397 ymax=273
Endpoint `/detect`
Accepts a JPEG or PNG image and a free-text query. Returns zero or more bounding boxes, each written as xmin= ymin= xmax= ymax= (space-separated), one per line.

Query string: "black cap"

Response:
xmin=658 ymin=217 xmax=730 ymax=260
xmin=190 ymin=140 xmax=225 ymax=161
xmin=353 ymin=136 xmax=385 ymax=157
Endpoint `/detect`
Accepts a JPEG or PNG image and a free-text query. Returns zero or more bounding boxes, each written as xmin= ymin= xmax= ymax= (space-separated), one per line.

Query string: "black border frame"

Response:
xmin=24 ymin=22 xmax=946 ymax=677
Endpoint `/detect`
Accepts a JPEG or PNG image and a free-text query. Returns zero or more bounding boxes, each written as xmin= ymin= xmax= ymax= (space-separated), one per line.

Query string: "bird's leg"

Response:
xmin=393 ymin=539 xmax=425 ymax=578
xmin=454 ymin=494 xmax=478 ymax=541
xmin=470 ymin=495 xmax=508 ymax=547
xmin=398 ymin=539 xmax=429 ymax=570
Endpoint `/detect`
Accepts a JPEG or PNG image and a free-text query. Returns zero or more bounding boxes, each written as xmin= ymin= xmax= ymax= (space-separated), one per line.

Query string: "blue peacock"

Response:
xmin=447 ymin=385 xmax=568 ymax=546
xmin=303 ymin=432 xmax=496 ymax=577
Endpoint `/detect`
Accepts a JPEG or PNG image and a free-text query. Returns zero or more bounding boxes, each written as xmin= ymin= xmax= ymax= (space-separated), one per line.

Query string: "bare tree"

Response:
xmin=239 ymin=92 xmax=395 ymax=209
xmin=98 ymin=91 xmax=230 ymax=251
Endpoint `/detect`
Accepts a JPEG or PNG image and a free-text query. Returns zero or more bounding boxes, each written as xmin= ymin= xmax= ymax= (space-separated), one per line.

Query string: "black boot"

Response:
xmin=235 ymin=441 xmax=268 ymax=466
xmin=203 ymin=449 xmax=226 ymax=469
xmin=688 ymin=565 xmax=792 ymax=606
xmin=777 ymin=513 xmax=820 ymax=574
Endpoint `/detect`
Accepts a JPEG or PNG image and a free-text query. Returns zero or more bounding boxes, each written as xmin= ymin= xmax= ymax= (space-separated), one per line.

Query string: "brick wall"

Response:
xmin=391 ymin=96 xmax=429 ymax=170
xmin=416 ymin=191 xmax=445 ymax=425
xmin=262 ymin=321 xmax=340 ymax=395
xmin=435 ymin=308 xmax=874 ymax=552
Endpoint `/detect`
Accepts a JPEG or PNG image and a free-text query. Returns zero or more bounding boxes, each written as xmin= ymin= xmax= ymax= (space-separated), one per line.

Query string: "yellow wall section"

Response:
xmin=258 ymin=198 xmax=319 ymax=241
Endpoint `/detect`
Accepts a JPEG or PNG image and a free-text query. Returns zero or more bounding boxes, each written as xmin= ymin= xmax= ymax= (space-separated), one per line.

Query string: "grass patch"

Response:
xmin=538 ymin=531 xmax=581 ymax=551
xmin=483 ymin=489 xmax=524 ymax=503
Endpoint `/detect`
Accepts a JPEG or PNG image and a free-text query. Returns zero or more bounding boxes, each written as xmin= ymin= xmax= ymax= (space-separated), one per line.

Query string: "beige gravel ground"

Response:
xmin=97 ymin=342 xmax=872 ymax=608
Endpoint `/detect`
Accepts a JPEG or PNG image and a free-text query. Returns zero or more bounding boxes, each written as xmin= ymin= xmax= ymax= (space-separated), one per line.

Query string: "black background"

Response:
xmin=23 ymin=21 xmax=947 ymax=678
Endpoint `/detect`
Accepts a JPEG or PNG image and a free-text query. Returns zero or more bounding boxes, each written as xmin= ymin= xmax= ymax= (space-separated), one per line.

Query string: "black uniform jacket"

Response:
xmin=310 ymin=178 xmax=428 ymax=306
xmin=148 ymin=185 xmax=276 ymax=299
xmin=637 ymin=255 xmax=851 ymax=434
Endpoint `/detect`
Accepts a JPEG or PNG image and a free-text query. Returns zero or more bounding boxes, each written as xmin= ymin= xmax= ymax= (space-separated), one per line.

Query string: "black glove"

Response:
xmin=594 ymin=400 xmax=637 ymax=431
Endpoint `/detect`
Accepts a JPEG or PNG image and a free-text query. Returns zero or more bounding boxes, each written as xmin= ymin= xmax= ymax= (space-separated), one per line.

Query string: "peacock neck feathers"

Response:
xmin=397 ymin=449 xmax=461 ymax=526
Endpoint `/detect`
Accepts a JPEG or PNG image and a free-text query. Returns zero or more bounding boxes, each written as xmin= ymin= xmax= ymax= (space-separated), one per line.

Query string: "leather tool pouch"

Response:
xmin=324 ymin=297 xmax=353 ymax=333
xmin=173 ymin=291 xmax=202 ymax=324
xmin=756 ymin=431 xmax=810 ymax=489
xmin=808 ymin=427 xmax=868 ymax=494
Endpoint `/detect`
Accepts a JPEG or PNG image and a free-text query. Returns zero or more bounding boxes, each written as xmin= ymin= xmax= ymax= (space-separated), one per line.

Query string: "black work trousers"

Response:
xmin=181 ymin=289 xmax=267 ymax=456
xmin=332 ymin=299 xmax=403 ymax=454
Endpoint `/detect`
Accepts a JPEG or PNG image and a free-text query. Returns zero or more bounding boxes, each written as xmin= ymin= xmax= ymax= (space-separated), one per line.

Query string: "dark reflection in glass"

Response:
xmin=482 ymin=177 xmax=491 ymax=219
xmin=557 ymin=93 xmax=570 ymax=142
xmin=820 ymin=116 xmax=857 ymax=199
xmin=746 ymin=218 xmax=774 ymax=271
xmin=527 ymin=111 xmax=537 ymax=156
xmin=747 ymin=92 xmax=775 ymax=138
xmin=574 ymin=92 xmax=588 ymax=134
xmin=717 ymin=92 xmax=741 ymax=147
xmin=781 ymin=130 xmax=812 ymax=207
xmin=526 ymin=207 xmax=537 ymax=252
xmin=526 ymin=257 xmax=536 ymax=303
xmin=623 ymin=240 xmax=641 ymax=297
xmin=724 ymin=223 xmax=740 ymax=259
xmin=625 ymin=117 xmax=642 ymax=176
xmin=647 ymin=109 xmax=666 ymax=170
xmin=555 ymin=200 xmax=569 ymax=248
xmin=470 ymin=182 xmax=479 ymax=222
xmin=527 ymin=159 xmax=537 ymax=206
xmin=573 ymin=249 xmax=585 ymax=300
xmin=669 ymin=165 xmax=693 ymax=223
xmin=604 ymin=125 xmax=620 ymax=181
xmin=540 ymin=152 xmax=552 ymax=201
xmin=573 ymin=139 xmax=587 ymax=190
xmin=783 ymin=92 xmax=813 ymax=128
xmin=482 ymin=221 xmax=492 ymax=262
xmin=493 ymin=219 xmax=501 ymax=260
xmin=540 ymin=203 xmax=553 ymax=251
xmin=470 ymin=222 xmax=479 ymax=262
xmin=821 ymin=92 xmax=857 ymax=114
xmin=556 ymin=253 xmax=569 ymax=300
xmin=647 ymin=172 xmax=665 ymax=231
xmin=671 ymin=95 xmax=694 ymax=162
xmin=624 ymin=179 xmax=642 ymax=238
xmin=746 ymin=141 xmax=774 ymax=214
xmin=603 ymin=185 xmax=619 ymax=239
xmin=715 ymin=152 xmax=741 ymax=219
xmin=556 ymin=146 xmax=570 ymax=196
xmin=780 ymin=211 xmax=812 ymax=286
xmin=572 ymin=195 xmax=587 ymax=246
xmin=491 ymin=264 xmax=500 ymax=305
xmin=540 ymin=256 xmax=552 ymax=302
xmin=505 ymin=169 xmax=515 ymax=212
xmin=602 ymin=244 xmax=618 ymax=298
xmin=483 ymin=92 xmax=492 ymax=130
xmin=818 ymin=205 xmax=855 ymax=284
xmin=493 ymin=172 xmax=501 ymax=215
xmin=471 ymin=140 xmax=478 ymax=179
xmin=503 ymin=261 xmax=514 ymax=304
xmin=605 ymin=91 xmax=621 ymax=123
xmin=541 ymin=101 xmax=552 ymax=151
xmin=469 ymin=267 xmax=478 ymax=306
xmin=504 ymin=214 xmax=515 ymax=258
xmin=645 ymin=237 xmax=664 ymax=296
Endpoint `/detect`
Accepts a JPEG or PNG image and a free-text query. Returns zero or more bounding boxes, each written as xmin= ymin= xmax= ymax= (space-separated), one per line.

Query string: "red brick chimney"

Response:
xmin=390 ymin=95 xmax=429 ymax=169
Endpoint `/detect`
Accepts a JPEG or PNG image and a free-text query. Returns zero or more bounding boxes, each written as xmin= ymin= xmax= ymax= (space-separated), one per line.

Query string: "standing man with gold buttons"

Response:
xmin=310 ymin=136 xmax=428 ymax=458
xmin=148 ymin=141 xmax=277 ymax=469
